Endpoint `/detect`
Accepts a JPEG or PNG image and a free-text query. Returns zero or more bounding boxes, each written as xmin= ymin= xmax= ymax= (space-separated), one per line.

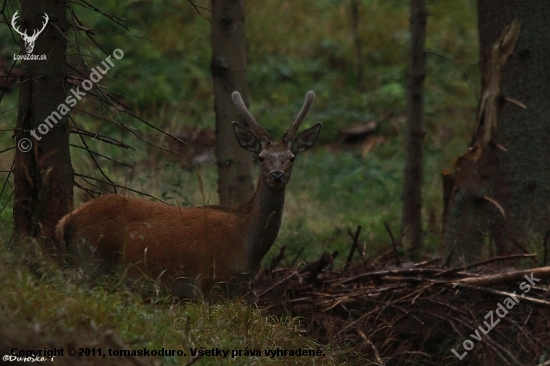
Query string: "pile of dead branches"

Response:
xmin=250 ymin=250 xmax=550 ymax=365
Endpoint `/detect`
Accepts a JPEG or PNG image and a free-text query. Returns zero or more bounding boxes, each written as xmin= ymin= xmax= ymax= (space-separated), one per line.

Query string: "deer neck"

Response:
xmin=241 ymin=177 xmax=286 ymax=269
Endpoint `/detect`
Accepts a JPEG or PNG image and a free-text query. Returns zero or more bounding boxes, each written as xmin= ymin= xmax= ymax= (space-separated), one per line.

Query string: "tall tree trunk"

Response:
xmin=211 ymin=0 xmax=254 ymax=208
xmin=13 ymin=0 xmax=73 ymax=261
xmin=444 ymin=1 xmax=550 ymax=263
xmin=401 ymin=0 xmax=427 ymax=261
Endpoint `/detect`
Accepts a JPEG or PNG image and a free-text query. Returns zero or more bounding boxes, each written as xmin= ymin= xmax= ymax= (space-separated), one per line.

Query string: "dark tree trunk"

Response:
xmin=13 ymin=0 xmax=73 ymax=260
xmin=211 ymin=0 xmax=254 ymax=208
xmin=401 ymin=0 xmax=427 ymax=261
xmin=444 ymin=1 xmax=550 ymax=263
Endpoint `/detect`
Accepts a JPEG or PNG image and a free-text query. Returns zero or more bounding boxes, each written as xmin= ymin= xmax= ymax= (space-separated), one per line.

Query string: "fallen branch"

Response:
xmin=454 ymin=266 xmax=550 ymax=287
xmin=346 ymin=225 xmax=362 ymax=267
xmin=434 ymin=253 xmax=537 ymax=277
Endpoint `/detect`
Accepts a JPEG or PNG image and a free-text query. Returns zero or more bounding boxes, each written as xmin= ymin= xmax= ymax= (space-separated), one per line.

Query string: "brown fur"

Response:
xmin=56 ymin=195 xmax=252 ymax=298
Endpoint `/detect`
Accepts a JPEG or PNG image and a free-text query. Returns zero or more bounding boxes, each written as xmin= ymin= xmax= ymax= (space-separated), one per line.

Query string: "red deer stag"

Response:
xmin=56 ymin=91 xmax=321 ymax=299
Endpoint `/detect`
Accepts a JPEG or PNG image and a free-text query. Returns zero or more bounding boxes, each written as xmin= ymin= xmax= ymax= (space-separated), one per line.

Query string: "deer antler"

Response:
xmin=11 ymin=11 xmax=25 ymax=37
xmin=30 ymin=13 xmax=49 ymax=40
xmin=231 ymin=91 xmax=270 ymax=141
xmin=283 ymin=90 xmax=315 ymax=143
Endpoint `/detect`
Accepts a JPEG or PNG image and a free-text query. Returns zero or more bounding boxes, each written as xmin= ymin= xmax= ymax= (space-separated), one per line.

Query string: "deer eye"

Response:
xmin=258 ymin=156 xmax=265 ymax=162
xmin=290 ymin=157 xmax=296 ymax=163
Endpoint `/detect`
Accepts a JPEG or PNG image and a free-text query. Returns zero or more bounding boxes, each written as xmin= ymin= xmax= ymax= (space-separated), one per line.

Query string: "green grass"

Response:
xmin=0 ymin=251 xmax=340 ymax=365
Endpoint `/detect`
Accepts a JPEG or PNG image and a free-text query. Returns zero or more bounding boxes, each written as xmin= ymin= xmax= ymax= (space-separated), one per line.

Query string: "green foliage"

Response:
xmin=276 ymin=146 xmax=405 ymax=263
xmin=0 ymin=252 xmax=339 ymax=365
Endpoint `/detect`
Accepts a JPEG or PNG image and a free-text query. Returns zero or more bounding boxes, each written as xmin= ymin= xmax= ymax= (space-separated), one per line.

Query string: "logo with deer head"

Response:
xmin=11 ymin=11 xmax=49 ymax=54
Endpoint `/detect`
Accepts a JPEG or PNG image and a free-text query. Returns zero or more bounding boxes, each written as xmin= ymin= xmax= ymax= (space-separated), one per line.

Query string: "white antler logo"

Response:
xmin=11 ymin=11 xmax=49 ymax=54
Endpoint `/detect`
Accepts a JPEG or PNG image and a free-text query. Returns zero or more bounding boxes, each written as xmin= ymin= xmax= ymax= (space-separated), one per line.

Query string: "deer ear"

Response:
xmin=291 ymin=123 xmax=322 ymax=154
xmin=233 ymin=122 xmax=261 ymax=153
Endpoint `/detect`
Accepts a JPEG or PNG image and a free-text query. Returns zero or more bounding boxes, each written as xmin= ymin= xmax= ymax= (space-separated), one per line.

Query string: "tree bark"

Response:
xmin=444 ymin=1 xmax=550 ymax=263
xmin=211 ymin=0 xmax=254 ymax=208
xmin=401 ymin=0 xmax=427 ymax=261
xmin=13 ymin=0 xmax=73 ymax=260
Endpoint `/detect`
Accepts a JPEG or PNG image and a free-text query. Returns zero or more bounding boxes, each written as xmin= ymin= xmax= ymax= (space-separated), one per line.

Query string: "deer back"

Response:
xmin=57 ymin=194 xmax=252 ymax=298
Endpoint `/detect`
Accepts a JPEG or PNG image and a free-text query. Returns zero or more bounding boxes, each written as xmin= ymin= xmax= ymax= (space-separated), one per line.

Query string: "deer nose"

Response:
xmin=270 ymin=171 xmax=285 ymax=182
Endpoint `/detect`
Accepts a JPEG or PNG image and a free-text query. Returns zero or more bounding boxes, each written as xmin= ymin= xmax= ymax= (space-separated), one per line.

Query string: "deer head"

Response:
xmin=231 ymin=90 xmax=322 ymax=190
xmin=11 ymin=11 xmax=49 ymax=54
